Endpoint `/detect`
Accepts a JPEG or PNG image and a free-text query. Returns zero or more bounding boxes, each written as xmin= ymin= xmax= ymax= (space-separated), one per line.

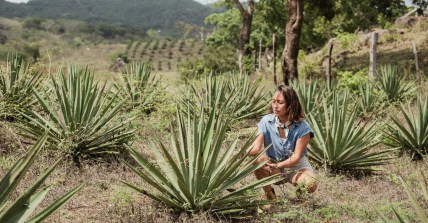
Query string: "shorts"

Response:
xmin=274 ymin=156 xmax=314 ymax=184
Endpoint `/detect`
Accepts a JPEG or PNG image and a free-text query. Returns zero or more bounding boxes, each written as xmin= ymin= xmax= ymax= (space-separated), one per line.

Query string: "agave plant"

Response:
xmin=180 ymin=74 xmax=268 ymax=122
xmin=122 ymin=104 xmax=279 ymax=214
xmin=113 ymin=62 xmax=162 ymax=113
xmin=378 ymin=173 xmax=428 ymax=222
xmin=0 ymin=54 xmax=44 ymax=120
xmin=385 ymin=94 xmax=428 ymax=160
xmin=19 ymin=66 xmax=136 ymax=159
xmin=357 ymin=82 xmax=377 ymax=116
xmin=377 ymin=64 xmax=415 ymax=102
xmin=307 ymin=92 xmax=391 ymax=172
xmin=0 ymin=133 xmax=83 ymax=222
xmin=291 ymin=79 xmax=325 ymax=116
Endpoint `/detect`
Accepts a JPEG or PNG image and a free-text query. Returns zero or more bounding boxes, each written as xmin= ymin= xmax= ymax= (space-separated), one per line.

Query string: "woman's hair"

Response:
xmin=272 ymin=84 xmax=305 ymax=122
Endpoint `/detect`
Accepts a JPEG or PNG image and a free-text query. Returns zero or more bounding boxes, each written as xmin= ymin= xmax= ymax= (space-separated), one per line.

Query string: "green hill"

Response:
xmin=0 ymin=0 xmax=217 ymax=35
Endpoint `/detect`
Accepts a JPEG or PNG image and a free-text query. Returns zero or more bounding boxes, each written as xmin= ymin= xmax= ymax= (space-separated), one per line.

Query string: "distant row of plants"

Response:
xmin=1 ymin=54 xmax=427 ymax=219
xmin=124 ymin=39 xmax=205 ymax=65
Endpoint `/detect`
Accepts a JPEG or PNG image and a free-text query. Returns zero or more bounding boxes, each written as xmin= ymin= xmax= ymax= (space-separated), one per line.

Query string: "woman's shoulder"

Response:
xmin=260 ymin=114 xmax=275 ymax=123
xmin=295 ymin=119 xmax=312 ymax=129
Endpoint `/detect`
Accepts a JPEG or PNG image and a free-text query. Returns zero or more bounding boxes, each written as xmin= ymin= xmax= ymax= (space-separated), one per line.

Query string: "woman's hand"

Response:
xmin=264 ymin=162 xmax=280 ymax=171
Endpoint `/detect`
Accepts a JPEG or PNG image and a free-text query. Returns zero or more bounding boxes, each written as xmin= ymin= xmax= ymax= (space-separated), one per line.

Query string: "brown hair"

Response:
xmin=272 ymin=85 xmax=305 ymax=122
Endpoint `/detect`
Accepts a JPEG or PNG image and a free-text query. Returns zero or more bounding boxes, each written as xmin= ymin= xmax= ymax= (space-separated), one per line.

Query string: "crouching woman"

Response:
xmin=249 ymin=85 xmax=317 ymax=200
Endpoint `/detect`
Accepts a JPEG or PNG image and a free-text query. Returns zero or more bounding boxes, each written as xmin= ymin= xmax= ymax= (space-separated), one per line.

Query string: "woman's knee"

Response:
xmin=293 ymin=170 xmax=317 ymax=193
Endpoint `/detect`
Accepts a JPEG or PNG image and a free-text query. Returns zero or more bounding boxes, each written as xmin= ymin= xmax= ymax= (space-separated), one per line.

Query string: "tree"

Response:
xmin=412 ymin=0 xmax=428 ymax=15
xmin=282 ymin=0 xmax=304 ymax=85
xmin=205 ymin=9 xmax=241 ymax=47
xmin=230 ymin=0 xmax=255 ymax=75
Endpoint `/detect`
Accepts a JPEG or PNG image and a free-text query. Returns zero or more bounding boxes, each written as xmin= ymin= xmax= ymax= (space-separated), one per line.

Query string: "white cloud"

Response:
xmin=5 ymin=0 xmax=29 ymax=3
xmin=193 ymin=0 xmax=218 ymax=4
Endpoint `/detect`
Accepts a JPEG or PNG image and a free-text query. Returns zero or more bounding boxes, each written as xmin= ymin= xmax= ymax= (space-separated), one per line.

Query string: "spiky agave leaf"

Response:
xmin=0 ymin=133 xmax=83 ymax=222
xmin=179 ymin=74 xmax=268 ymax=123
xmin=385 ymin=94 xmax=428 ymax=159
xmin=113 ymin=62 xmax=162 ymax=112
xmin=307 ymin=92 xmax=392 ymax=172
xmin=356 ymin=82 xmax=383 ymax=117
xmin=377 ymin=64 xmax=415 ymax=102
xmin=123 ymin=103 xmax=280 ymax=214
xmin=0 ymin=54 xmax=44 ymax=120
xmin=18 ymin=66 xmax=136 ymax=159
xmin=378 ymin=173 xmax=428 ymax=223
xmin=291 ymin=79 xmax=325 ymax=116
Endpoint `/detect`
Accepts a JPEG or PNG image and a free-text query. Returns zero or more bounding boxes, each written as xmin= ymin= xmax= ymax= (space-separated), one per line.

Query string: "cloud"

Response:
xmin=5 ymin=0 xmax=29 ymax=3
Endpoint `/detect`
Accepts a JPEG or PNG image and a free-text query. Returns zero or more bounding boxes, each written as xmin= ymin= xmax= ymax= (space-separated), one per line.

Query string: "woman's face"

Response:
xmin=272 ymin=91 xmax=287 ymax=118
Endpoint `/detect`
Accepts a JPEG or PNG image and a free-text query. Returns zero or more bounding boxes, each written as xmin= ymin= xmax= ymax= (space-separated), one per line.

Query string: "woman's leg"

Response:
xmin=253 ymin=154 xmax=279 ymax=200
xmin=290 ymin=169 xmax=317 ymax=193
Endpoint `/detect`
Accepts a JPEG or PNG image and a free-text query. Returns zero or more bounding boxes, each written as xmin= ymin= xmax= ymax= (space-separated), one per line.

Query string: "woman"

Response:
xmin=248 ymin=85 xmax=317 ymax=200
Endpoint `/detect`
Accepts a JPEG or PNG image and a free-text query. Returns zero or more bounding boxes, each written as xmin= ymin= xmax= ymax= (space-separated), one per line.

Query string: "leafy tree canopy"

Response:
xmin=206 ymin=0 xmax=407 ymax=51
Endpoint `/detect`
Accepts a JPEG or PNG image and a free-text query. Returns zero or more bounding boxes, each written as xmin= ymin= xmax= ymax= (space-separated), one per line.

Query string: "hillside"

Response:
xmin=0 ymin=0 xmax=218 ymax=35
xmin=297 ymin=19 xmax=428 ymax=80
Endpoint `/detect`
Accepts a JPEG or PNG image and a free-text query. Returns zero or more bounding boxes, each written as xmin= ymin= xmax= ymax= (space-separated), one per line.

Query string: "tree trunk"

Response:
xmin=233 ymin=0 xmax=254 ymax=75
xmin=282 ymin=0 xmax=304 ymax=85
xmin=273 ymin=33 xmax=277 ymax=85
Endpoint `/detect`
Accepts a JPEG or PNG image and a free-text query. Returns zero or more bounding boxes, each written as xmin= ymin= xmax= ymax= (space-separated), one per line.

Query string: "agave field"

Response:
xmin=0 ymin=54 xmax=428 ymax=222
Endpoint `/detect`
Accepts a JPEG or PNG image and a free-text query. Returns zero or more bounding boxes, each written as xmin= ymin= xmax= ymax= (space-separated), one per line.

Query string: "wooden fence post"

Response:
xmin=412 ymin=41 xmax=421 ymax=84
xmin=258 ymin=39 xmax=262 ymax=73
xmin=369 ymin=32 xmax=378 ymax=78
xmin=326 ymin=40 xmax=334 ymax=88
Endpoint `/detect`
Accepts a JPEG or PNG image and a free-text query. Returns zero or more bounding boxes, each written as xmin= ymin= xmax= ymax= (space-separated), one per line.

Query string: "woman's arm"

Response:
xmin=266 ymin=133 xmax=310 ymax=169
xmin=247 ymin=133 xmax=264 ymax=156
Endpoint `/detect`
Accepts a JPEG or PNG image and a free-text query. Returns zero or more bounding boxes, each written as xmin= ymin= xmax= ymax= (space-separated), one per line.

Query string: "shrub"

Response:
xmin=23 ymin=17 xmax=45 ymax=30
xmin=0 ymin=54 xmax=44 ymax=121
xmin=377 ymin=64 xmax=415 ymax=102
xmin=19 ymin=66 xmax=136 ymax=161
xmin=307 ymin=93 xmax=391 ymax=172
xmin=177 ymin=59 xmax=206 ymax=81
xmin=384 ymin=94 xmax=428 ymax=160
xmin=203 ymin=44 xmax=238 ymax=74
xmin=113 ymin=62 xmax=163 ymax=114
xmin=297 ymin=51 xmax=323 ymax=79
xmin=335 ymin=32 xmax=358 ymax=49
xmin=180 ymin=74 xmax=268 ymax=123
xmin=356 ymin=82 xmax=383 ymax=117
xmin=291 ymin=79 xmax=325 ymax=116
xmin=337 ymin=69 xmax=369 ymax=92
xmin=122 ymin=103 xmax=279 ymax=215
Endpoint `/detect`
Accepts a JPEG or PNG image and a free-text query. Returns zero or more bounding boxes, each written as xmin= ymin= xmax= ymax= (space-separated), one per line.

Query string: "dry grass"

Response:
xmin=1 ymin=113 xmax=427 ymax=222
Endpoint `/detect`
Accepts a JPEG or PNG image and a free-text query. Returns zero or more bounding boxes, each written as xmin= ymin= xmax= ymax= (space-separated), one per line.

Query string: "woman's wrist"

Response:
xmin=276 ymin=161 xmax=282 ymax=169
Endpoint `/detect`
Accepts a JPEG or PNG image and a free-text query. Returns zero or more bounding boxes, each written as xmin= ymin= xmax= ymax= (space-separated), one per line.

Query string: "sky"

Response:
xmin=5 ymin=0 xmax=218 ymax=4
